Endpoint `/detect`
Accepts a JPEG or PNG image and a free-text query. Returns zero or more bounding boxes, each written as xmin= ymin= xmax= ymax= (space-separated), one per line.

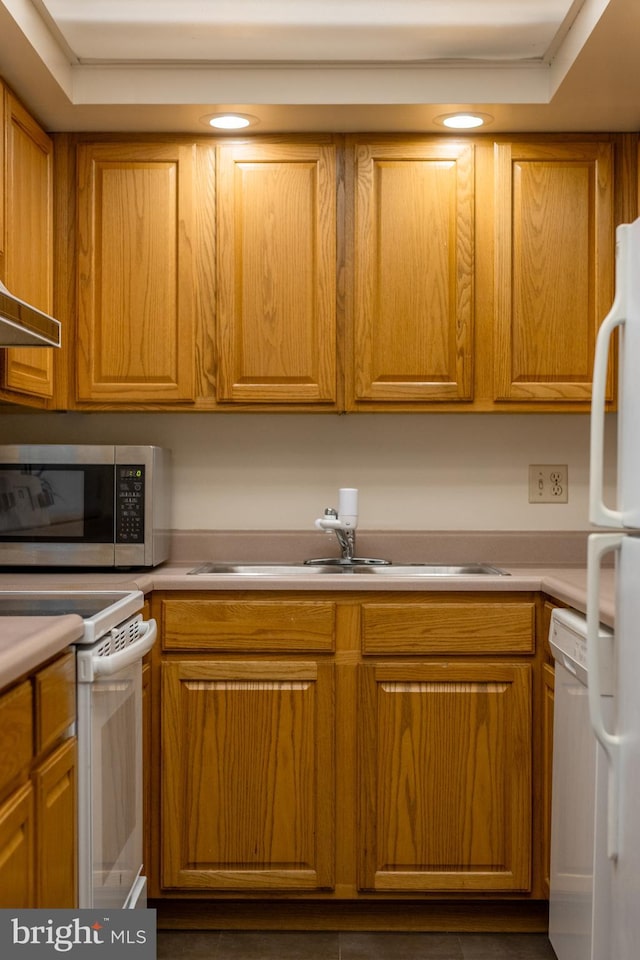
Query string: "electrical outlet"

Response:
xmin=528 ymin=464 xmax=568 ymax=503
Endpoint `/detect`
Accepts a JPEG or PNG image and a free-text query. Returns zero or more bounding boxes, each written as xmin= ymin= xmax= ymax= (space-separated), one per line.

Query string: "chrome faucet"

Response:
xmin=317 ymin=507 xmax=357 ymax=561
xmin=306 ymin=488 xmax=390 ymax=567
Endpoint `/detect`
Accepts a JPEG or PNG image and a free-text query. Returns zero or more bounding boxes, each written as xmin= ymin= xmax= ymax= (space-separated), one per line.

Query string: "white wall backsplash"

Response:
xmin=0 ymin=412 xmax=617 ymax=531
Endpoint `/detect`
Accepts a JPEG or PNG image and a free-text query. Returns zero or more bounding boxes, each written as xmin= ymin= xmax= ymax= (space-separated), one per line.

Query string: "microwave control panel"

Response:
xmin=116 ymin=465 xmax=145 ymax=543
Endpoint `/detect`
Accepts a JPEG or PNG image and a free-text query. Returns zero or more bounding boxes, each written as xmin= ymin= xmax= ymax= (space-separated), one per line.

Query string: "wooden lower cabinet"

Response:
xmin=0 ymin=783 xmax=34 ymax=907
xmin=161 ymin=658 xmax=335 ymax=891
xmin=0 ymin=651 xmax=76 ymax=908
xmin=34 ymin=738 xmax=77 ymax=907
xmin=153 ymin=591 xmax=540 ymax=908
xmin=358 ymin=660 xmax=532 ymax=893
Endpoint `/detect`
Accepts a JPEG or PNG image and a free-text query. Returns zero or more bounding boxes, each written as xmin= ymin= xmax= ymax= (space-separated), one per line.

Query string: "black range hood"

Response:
xmin=0 ymin=280 xmax=61 ymax=347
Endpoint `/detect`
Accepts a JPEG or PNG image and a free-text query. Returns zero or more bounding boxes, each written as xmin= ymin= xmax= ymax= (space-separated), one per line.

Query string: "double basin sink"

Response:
xmin=188 ymin=561 xmax=509 ymax=577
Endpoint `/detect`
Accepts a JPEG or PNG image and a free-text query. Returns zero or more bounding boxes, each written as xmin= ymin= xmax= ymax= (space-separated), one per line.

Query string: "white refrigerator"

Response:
xmin=588 ymin=215 xmax=640 ymax=960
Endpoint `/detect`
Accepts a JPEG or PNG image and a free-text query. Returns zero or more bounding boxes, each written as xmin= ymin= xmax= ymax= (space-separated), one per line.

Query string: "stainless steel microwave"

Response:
xmin=0 ymin=445 xmax=171 ymax=568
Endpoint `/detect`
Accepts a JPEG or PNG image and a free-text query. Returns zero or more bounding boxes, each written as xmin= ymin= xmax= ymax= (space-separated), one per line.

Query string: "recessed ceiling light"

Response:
xmin=434 ymin=112 xmax=493 ymax=130
xmin=202 ymin=113 xmax=258 ymax=130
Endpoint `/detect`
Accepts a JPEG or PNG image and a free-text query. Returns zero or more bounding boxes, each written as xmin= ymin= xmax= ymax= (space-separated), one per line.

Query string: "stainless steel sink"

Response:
xmin=187 ymin=562 xmax=508 ymax=576
xmin=350 ymin=563 xmax=508 ymax=576
xmin=188 ymin=563 xmax=341 ymax=575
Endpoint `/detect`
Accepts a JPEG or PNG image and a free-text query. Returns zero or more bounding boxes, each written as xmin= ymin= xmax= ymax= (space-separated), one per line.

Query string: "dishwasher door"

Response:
xmin=549 ymin=609 xmax=612 ymax=960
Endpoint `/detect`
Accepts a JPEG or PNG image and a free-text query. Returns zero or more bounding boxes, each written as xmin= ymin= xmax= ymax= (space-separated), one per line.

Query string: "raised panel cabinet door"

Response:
xmin=358 ymin=661 xmax=532 ymax=893
xmin=217 ymin=141 xmax=337 ymax=404
xmin=350 ymin=139 xmax=474 ymax=404
xmin=0 ymin=783 xmax=34 ymax=908
xmin=493 ymin=140 xmax=614 ymax=403
xmin=2 ymin=90 xmax=55 ymax=400
xmin=76 ymin=142 xmax=196 ymax=403
xmin=34 ymin=738 xmax=77 ymax=907
xmin=161 ymin=660 xmax=335 ymax=890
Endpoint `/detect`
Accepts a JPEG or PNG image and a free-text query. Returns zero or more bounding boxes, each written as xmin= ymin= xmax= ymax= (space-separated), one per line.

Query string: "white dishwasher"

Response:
xmin=548 ymin=608 xmax=613 ymax=960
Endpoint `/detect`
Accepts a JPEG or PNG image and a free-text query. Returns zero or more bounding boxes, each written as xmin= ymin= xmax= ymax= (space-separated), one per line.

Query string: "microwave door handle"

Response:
xmin=90 ymin=618 xmax=157 ymax=677
xmin=587 ymin=533 xmax=622 ymax=860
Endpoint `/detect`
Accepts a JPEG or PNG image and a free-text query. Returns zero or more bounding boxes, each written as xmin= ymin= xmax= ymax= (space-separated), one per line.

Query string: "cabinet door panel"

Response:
xmin=0 ymin=783 xmax=34 ymax=908
xmin=2 ymin=91 xmax=54 ymax=399
xmin=351 ymin=140 xmax=474 ymax=403
xmin=494 ymin=141 xmax=614 ymax=402
xmin=77 ymin=142 xmax=195 ymax=403
xmin=359 ymin=661 xmax=531 ymax=892
xmin=34 ymin=738 xmax=77 ymax=907
xmin=162 ymin=660 xmax=334 ymax=890
xmin=217 ymin=142 xmax=336 ymax=403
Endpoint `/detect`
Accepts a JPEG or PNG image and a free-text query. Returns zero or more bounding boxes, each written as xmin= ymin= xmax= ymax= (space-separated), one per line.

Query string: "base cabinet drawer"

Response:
xmin=0 ymin=682 xmax=33 ymax=798
xmin=361 ymin=600 xmax=535 ymax=655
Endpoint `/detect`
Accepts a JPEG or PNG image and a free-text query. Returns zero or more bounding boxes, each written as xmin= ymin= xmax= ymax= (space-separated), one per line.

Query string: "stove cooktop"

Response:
xmin=0 ymin=590 xmax=145 ymax=642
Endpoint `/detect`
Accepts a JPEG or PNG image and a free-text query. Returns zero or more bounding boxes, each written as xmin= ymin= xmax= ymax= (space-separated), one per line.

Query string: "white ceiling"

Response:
xmin=36 ymin=1 xmax=579 ymax=63
xmin=0 ymin=0 xmax=638 ymax=134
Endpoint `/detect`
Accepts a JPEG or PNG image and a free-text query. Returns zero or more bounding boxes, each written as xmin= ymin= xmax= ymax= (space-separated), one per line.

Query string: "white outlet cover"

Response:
xmin=528 ymin=464 xmax=568 ymax=503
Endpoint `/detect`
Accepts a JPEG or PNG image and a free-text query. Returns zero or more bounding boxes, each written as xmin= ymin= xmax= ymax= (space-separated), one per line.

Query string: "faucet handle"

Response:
xmin=315 ymin=507 xmax=338 ymax=534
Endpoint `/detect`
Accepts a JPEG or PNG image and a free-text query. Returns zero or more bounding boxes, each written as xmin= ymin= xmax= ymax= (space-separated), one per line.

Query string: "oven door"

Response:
xmin=77 ymin=619 xmax=156 ymax=909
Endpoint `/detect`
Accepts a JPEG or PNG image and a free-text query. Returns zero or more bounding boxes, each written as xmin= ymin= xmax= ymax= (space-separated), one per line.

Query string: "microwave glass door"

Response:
xmin=0 ymin=463 xmax=114 ymax=541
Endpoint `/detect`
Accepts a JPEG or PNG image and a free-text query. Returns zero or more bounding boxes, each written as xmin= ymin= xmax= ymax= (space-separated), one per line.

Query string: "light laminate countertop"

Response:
xmin=0 ymin=614 xmax=84 ymax=689
xmin=0 ymin=562 xmax=614 ymax=692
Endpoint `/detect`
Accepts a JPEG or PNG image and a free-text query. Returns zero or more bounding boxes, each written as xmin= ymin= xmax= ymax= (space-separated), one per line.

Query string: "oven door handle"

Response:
xmin=91 ymin=619 xmax=157 ymax=677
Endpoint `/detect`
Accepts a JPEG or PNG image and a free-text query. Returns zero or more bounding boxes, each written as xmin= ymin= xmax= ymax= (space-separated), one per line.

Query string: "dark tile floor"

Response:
xmin=156 ymin=931 xmax=557 ymax=959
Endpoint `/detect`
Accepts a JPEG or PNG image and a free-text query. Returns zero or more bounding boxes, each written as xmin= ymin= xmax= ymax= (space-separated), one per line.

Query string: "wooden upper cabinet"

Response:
xmin=1 ymin=89 xmax=55 ymax=401
xmin=493 ymin=140 xmax=614 ymax=404
xmin=349 ymin=139 xmax=474 ymax=406
xmin=216 ymin=141 xmax=337 ymax=404
xmin=76 ymin=142 xmax=196 ymax=404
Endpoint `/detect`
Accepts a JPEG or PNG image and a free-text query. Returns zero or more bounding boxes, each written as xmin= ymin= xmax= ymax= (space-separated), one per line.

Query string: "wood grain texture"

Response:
xmin=217 ymin=141 xmax=337 ymax=403
xmin=34 ymin=651 xmax=76 ymax=756
xmin=150 ymin=590 xmax=545 ymax=903
xmin=2 ymin=88 xmax=55 ymax=399
xmin=0 ymin=783 xmax=34 ymax=907
xmin=34 ymin=738 xmax=77 ymax=907
xmin=161 ymin=597 xmax=336 ymax=652
xmin=493 ymin=140 xmax=614 ymax=402
xmin=161 ymin=659 xmax=334 ymax=891
xmin=0 ymin=85 xmax=4 ymax=255
xmin=350 ymin=138 xmax=474 ymax=404
xmin=358 ymin=660 xmax=532 ymax=892
xmin=0 ymin=681 xmax=33 ymax=799
xmin=361 ymin=600 xmax=535 ymax=655
xmin=76 ymin=141 xmax=196 ymax=402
